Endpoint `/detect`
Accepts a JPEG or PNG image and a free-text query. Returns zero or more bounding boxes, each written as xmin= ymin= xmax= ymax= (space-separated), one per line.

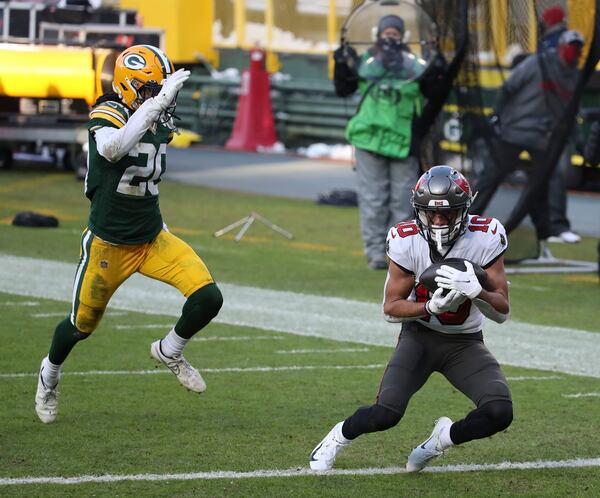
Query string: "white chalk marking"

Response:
xmin=1 ymin=458 xmax=600 ymax=486
xmin=192 ymin=335 xmax=286 ymax=342
xmin=562 ymin=392 xmax=600 ymax=398
xmin=1 ymin=301 xmax=40 ymax=306
xmin=0 ymin=368 xmax=563 ymax=381
xmin=276 ymin=348 xmax=370 ymax=354
xmin=1 ymin=254 xmax=599 ymax=378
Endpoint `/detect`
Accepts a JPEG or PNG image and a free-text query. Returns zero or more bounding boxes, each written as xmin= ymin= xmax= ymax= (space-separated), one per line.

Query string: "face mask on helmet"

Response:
xmin=412 ymin=166 xmax=473 ymax=253
xmin=415 ymin=206 xmax=467 ymax=252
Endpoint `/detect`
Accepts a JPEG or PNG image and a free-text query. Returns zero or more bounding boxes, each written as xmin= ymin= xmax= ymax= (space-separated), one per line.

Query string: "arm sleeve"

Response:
xmin=480 ymin=219 xmax=509 ymax=268
xmin=385 ymin=225 xmax=415 ymax=274
xmin=93 ymin=98 xmax=163 ymax=163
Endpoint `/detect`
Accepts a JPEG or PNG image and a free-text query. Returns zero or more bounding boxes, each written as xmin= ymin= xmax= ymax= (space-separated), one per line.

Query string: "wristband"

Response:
xmin=423 ymin=301 xmax=432 ymax=316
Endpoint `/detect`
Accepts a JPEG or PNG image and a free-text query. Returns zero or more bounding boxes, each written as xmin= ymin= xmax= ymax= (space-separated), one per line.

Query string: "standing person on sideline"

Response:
xmin=310 ymin=166 xmax=512 ymax=472
xmin=333 ymin=14 xmax=428 ymax=270
xmin=35 ymin=45 xmax=223 ymax=424
xmin=537 ymin=5 xmax=581 ymax=243
xmin=470 ymin=30 xmax=584 ymax=244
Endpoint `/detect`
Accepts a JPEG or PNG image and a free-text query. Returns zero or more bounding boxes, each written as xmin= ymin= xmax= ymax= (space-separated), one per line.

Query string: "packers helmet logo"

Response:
xmin=123 ymin=53 xmax=146 ymax=70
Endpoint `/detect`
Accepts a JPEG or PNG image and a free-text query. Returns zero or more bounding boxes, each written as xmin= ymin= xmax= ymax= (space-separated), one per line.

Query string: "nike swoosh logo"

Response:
xmin=420 ymin=436 xmax=433 ymax=449
xmin=491 ymin=224 xmax=498 ymax=235
xmin=310 ymin=443 xmax=322 ymax=461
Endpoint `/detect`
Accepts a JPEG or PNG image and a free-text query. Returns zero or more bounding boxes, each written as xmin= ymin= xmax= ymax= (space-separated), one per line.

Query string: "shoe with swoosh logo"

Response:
xmin=406 ymin=416 xmax=453 ymax=472
xmin=150 ymin=340 xmax=206 ymax=393
xmin=309 ymin=422 xmax=350 ymax=470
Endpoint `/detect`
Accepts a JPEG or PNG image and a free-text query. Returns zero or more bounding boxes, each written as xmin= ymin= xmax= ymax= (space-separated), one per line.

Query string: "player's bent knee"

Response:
xmin=483 ymin=400 xmax=513 ymax=434
xmin=189 ymin=283 xmax=223 ymax=318
xmin=346 ymin=404 xmax=402 ymax=437
xmin=74 ymin=304 xmax=105 ymax=334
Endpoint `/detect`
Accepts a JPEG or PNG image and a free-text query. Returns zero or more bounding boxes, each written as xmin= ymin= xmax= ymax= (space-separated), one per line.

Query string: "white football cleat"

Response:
xmin=35 ymin=365 xmax=59 ymax=424
xmin=547 ymin=231 xmax=581 ymax=244
xmin=150 ymin=340 xmax=206 ymax=393
xmin=309 ymin=421 xmax=350 ymax=471
xmin=406 ymin=416 xmax=453 ymax=472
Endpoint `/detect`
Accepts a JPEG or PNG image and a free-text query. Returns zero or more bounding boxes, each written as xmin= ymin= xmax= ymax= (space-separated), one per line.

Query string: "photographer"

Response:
xmin=334 ymin=14 xmax=432 ymax=270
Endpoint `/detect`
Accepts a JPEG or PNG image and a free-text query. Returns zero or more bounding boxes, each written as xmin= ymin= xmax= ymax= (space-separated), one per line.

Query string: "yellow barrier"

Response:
xmin=0 ymin=44 xmax=115 ymax=105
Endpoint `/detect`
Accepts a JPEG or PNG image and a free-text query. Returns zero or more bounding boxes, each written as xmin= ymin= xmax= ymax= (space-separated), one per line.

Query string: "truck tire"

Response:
xmin=0 ymin=148 xmax=13 ymax=170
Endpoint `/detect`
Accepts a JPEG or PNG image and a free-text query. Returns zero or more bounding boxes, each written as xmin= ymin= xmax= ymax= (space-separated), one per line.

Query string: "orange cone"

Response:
xmin=226 ymin=48 xmax=278 ymax=151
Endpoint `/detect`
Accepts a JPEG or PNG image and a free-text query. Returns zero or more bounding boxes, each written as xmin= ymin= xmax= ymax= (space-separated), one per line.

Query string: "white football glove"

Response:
xmin=155 ymin=68 xmax=190 ymax=111
xmin=435 ymin=261 xmax=483 ymax=300
xmin=425 ymin=288 xmax=467 ymax=315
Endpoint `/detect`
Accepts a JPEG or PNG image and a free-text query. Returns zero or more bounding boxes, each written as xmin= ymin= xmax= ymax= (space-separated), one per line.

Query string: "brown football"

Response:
xmin=418 ymin=258 xmax=489 ymax=294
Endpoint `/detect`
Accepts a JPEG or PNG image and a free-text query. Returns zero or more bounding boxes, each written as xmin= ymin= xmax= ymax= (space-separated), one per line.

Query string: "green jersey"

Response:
xmin=85 ymin=99 xmax=172 ymax=245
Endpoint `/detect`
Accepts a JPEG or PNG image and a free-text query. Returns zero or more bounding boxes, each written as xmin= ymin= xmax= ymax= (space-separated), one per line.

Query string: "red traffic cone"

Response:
xmin=226 ymin=48 xmax=278 ymax=151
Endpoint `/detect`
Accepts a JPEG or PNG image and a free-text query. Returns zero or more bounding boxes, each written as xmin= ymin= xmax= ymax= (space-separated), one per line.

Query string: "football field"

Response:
xmin=1 ymin=170 xmax=600 ymax=496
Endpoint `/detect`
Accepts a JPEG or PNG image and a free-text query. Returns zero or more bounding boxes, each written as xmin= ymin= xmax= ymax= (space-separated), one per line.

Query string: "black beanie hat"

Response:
xmin=377 ymin=14 xmax=405 ymax=37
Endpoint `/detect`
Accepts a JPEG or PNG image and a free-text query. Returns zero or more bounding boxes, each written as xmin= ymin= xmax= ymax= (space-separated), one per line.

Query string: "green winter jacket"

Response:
xmin=346 ymin=52 xmax=424 ymax=159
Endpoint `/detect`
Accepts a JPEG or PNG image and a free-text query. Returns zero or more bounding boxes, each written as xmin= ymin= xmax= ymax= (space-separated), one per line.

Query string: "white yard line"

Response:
xmin=1 ymin=254 xmax=599 ymax=378
xmin=2 ymin=458 xmax=600 ymax=486
xmin=0 ymin=364 xmax=387 ymax=379
xmin=192 ymin=335 xmax=285 ymax=341
xmin=30 ymin=312 xmax=73 ymax=318
xmin=115 ymin=324 xmax=177 ymax=330
xmin=562 ymin=392 xmax=600 ymax=398
xmin=276 ymin=348 xmax=370 ymax=354
xmin=1 ymin=301 xmax=40 ymax=306
xmin=0 ymin=367 xmax=563 ymax=381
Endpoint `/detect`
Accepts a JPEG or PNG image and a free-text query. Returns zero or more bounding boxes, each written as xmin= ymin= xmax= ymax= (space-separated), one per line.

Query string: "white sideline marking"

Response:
xmin=32 ymin=311 xmax=128 ymax=319
xmin=0 ymin=368 xmax=562 ymax=381
xmin=563 ymin=392 xmax=600 ymax=398
xmin=31 ymin=312 xmax=70 ymax=318
xmin=1 ymin=301 xmax=40 ymax=306
xmin=116 ymin=324 xmax=174 ymax=330
xmin=276 ymin=348 xmax=370 ymax=354
xmin=507 ymin=375 xmax=562 ymax=381
xmin=1 ymin=254 xmax=600 ymax=378
xmin=0 ymin=364 xmax=387 ymax=379
xmin=192 ymin=335 xmax=286 ymax=342
xmin=2 ymin=458 xmax=600 ymax=486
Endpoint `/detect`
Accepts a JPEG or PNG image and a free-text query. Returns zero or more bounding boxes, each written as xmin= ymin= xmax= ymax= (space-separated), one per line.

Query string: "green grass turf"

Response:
xmin=1 ymin=170 xmax=600 ymax=496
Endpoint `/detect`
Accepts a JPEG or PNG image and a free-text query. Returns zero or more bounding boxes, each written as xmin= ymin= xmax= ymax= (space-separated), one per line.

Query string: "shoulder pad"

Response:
xmin=89 ymin=100 xmax=130 ymax=129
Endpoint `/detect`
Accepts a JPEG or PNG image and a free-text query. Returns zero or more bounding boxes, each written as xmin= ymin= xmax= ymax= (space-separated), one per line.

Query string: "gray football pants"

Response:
xmin=377 ymin=320 xmax=512 ymax=415
xmin=354 ymin=148 xmax=418 ymax=262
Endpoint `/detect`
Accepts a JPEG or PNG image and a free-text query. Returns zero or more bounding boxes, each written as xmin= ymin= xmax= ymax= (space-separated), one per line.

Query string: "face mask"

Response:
xmin=377 ymin=37 xmax=403 ymax=53
xmin=559 ymin=44 xmax=582 ymax=67
xmin=376 ymin=37 xmax=405 ymax=69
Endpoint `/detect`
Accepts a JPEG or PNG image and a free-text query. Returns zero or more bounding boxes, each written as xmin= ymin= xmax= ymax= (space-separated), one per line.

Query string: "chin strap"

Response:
xmin=472 ymin=298 xmax=508 ymax=323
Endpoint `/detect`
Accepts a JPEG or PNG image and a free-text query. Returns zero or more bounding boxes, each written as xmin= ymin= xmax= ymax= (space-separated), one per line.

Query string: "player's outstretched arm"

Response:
xmin=95 ymin=69 xmax=190 ymax=162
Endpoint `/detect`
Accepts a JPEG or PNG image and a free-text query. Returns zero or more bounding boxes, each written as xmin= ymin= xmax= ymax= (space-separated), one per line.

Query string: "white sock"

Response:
xmin=335 ymin=421 xmax=351 ymax=444
xmin=41 ymin=356 xmax=61 ymax=388
xmin=439 ymin=423 xmax=454 ymax=450
xmin=160 ymin=328 xmax=189 ymax=358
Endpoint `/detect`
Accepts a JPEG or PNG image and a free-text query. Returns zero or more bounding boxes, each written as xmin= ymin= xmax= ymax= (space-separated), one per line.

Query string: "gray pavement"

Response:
xmin=166 ymin=146 xmax=600 ymax=237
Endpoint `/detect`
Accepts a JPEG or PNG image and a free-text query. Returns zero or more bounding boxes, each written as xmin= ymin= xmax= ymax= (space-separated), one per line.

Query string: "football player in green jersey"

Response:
xmin=35 ymin=45 xmax=223 ymax=424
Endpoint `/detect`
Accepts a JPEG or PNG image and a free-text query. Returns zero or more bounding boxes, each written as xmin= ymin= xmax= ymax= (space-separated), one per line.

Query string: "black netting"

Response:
xmin=417 ymin=0 xmax=599 ymax=263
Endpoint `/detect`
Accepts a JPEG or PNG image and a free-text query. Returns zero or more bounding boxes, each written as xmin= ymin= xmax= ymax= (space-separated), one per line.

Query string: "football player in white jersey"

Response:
xmin=309 ymin=165 xmax=512 ymax=472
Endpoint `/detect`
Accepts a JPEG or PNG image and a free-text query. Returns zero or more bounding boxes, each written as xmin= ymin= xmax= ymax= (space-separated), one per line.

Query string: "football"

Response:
xmin=418 ymin=258 xmax=489 ymax=294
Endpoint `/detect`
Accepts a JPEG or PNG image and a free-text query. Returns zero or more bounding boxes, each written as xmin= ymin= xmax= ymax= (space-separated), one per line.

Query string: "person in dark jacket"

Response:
xmin=333 ymin=14 xmax=442 ymax=270
xmin=470 ymin=30 xmax=584 ymax=243
xmin=536 ymin=5 xmax=581 ymax=243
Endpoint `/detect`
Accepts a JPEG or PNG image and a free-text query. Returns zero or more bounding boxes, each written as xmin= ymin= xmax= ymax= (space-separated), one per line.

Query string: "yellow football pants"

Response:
xmin=70 ymin=228 xmax=214 ymax=333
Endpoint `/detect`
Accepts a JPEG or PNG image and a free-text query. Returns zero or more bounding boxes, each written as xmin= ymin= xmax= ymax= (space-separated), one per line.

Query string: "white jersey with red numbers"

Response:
xmin=386 ymin=215 xmax=508 ymax=334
